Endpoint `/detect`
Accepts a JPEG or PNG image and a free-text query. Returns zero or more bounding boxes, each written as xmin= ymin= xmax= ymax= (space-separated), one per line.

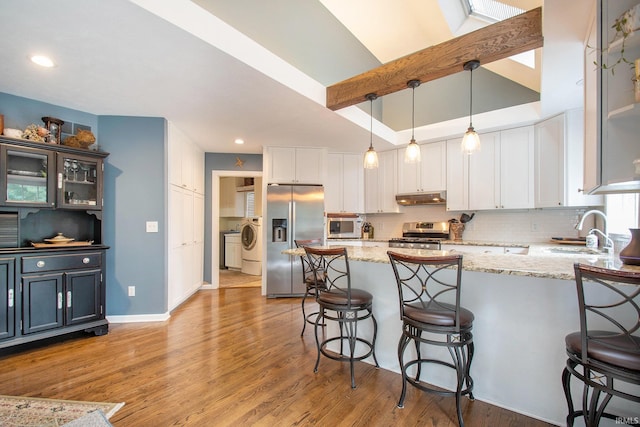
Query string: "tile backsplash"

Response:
xmin=365 ymin=205 xmax=605 ymax=244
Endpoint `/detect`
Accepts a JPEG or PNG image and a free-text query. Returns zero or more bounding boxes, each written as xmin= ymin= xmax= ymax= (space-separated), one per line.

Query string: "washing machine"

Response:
xmin=240 ymin=217 xmax=262 ymax=275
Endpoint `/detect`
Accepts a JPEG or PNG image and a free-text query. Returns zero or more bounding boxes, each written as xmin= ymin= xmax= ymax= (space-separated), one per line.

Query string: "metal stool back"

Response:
xmin=294 ymin=238 xmax=324 ymax=336
xmin=387 ymin=251 xmax=474 ymax=427
xmin=562 ymin=263 xmax=640 ymax=427
xmin=304 ymin=246 xmax=379 ymax=388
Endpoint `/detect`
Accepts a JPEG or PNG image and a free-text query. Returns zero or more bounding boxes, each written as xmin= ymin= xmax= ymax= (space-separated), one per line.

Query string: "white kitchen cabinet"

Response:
xmin=266 ymin=146 xmax=326 ymax=184
xmin=168 ymin=123 xmax=205 ymax=311
xmin=468 ymin=131 xmax=501 ymax=210
xmin=224 ymin=234 xmax=242 ymax=269
xmin=592 ymin=0 xmax=640 ymax=192
xmin=325 ymin=153 xmax=364 ymax=213
xmin=447 ymin=126 xmax=533 ymax=211
xmin=446 ymin=138 xmax=469 ymax=211
xmin=534 ymin=111 xmax=602 ymax=207
xmin=168 ymin=122 xmax=204 ymax=194
xmin=365 ymin=150 xmax=399 ymax=213
xmin=499 ymin=127 xmax=535 ymax=209
xmin=397 ymin=140 xmax=446 ymax=194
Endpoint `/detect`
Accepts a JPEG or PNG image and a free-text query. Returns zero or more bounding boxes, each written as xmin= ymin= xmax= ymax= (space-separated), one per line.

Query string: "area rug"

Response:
xmin=0 ymin=395 xmax=124 ymax=426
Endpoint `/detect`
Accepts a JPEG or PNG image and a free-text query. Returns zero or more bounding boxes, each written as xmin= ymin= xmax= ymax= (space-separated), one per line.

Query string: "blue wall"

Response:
xmin=204 ymin=153 xmax=262 ymax=283
xmin=100 ymin=116 xmax=166 ymax=315
xmin=0 ymin=92 xmax=98 ymax=137
xmin=1 ymin=92 xmax=167 ymax=316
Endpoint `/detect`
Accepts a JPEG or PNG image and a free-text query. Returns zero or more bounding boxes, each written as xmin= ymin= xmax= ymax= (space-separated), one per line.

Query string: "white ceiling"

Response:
xmin=0 ymin=0 xmax=593 ymax=155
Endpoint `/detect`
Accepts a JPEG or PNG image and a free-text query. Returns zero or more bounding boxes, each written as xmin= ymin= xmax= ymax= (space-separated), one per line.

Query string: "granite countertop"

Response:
xmin=285 ymin=243 xmax=640 ymax=281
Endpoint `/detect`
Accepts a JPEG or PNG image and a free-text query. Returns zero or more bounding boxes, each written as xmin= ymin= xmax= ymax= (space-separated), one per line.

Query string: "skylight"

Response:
xmin=462 ymin=0 xmax=524 ymax=23
xmin=461 ymin=0 xmax=535 ymax=68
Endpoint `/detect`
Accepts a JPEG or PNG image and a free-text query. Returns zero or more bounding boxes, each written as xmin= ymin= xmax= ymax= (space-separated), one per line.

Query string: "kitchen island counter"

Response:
xmin=284 ymin=244 xmax=638 ymax=281
xmin=283 ymin=245 xmax=638 ymax=423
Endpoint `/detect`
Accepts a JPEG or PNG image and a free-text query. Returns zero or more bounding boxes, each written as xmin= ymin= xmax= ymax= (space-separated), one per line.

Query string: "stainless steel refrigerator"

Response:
xmin=266 ymin=184 xmax=324 ymax=297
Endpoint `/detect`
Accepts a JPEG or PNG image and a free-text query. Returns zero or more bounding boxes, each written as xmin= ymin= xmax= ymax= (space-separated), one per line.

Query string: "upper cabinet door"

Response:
xmin=468 ymin=131 xmax=500 ymax=210
xmin=419 ymin=141 xmax=446 ymax=193
xmin=294 ymin=148 xmax=325 ymax=184
xmin=397 ymin=141 xmax=446 ymax=194
xmin=0 ymin=144 xmax=56 ymax=208
xmin=341 ymin=153 xmax=364 ymax=213
xmin=57 ymin=153 xmax=103 ymax=210
xmin=266 ymin=147 xmax=326 ymax=185
xmin=500 ymin=126 xmax=534 ymax=209
xmin=446 ymin=139 xmax=468 ymax=211
xmin=596 ymin=0 xmax=640 ymax=192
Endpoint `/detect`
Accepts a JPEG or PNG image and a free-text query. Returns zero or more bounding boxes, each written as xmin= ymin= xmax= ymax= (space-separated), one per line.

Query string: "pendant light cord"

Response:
xmin=412 ymin=85 xmax=415 ymax=140
xmin=469 ymin=66 xmax=473 ymax=128
xmin=370 ymin=96 xmax=373 ymax=148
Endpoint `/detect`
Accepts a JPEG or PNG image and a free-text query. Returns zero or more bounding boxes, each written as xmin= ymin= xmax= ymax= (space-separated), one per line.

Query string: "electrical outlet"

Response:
xmin=128 ymin=286 xmax=136 ymax=297
xmin=531 ymin=222 xmax=539 ymax=232
xmin=146 ymin=221 xmax=158 ymax=233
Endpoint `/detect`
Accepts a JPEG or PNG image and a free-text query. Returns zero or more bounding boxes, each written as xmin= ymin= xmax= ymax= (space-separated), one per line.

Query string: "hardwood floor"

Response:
xmin=0 ymin=289 xmax=553 ymax=426
xmin=219 ymin=268 xmax=261 ymax=288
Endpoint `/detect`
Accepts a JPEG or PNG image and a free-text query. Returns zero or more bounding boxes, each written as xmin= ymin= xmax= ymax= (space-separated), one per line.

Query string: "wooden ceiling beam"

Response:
xmin=326 ymin=7 xmax=543 ymax=111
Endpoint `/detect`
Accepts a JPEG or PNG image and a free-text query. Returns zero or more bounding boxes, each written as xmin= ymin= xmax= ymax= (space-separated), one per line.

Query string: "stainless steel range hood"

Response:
xmin=395 ymin=191 xmax=446 ymax=206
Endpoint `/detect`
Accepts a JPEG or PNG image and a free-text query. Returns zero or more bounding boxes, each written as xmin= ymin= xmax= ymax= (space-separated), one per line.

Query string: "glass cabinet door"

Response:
xmin=58 ymin=154 xmax=102 ymax=209
xmin=0 ymin=144 xmax=55 ymax=207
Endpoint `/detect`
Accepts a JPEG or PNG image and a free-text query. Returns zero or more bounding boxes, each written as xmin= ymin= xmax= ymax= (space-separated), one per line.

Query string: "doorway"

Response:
xmin=211 ymin=170 xmax=263 ymax=291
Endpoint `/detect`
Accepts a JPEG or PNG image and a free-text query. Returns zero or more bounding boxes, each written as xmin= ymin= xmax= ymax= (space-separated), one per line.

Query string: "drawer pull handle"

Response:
xmin=8 ymin=289 xmax=13 ymax=308
xmin=82 ymin=257 xmax=90 ymax=264
xmin=57 ymin=292 xmax=63 ymax=309
xmin=36 ymin=261 xmax=45 ymax=268
xmin=67 ymin=291 xmax=72 ymax=308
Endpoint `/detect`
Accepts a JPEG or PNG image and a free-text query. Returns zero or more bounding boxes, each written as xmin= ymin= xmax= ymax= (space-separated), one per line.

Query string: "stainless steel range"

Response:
xmin=388 ymin=221 xmax=450 ymax=250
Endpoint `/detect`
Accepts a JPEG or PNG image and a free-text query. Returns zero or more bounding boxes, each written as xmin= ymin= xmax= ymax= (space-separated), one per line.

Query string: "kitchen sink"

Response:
xmin=542 ymin=247 xmax=600 ymax=255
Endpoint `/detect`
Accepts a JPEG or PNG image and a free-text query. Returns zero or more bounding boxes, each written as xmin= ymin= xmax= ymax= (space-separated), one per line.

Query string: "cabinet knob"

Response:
xmin=82 ymin=257 xmax=90 ymax=264
xmin=36 ymin=260 xmax=45 ymax=268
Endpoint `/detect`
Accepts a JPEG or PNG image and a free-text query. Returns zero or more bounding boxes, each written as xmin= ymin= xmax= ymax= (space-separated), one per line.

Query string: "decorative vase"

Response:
xmin=450 ymin=223 xmax=465 ymax=241
xmin=620 ymin=228 xmax=640 ymax=265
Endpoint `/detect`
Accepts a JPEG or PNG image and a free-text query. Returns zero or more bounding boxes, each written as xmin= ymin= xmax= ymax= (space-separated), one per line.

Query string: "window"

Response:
xmin=245 ymin=191 xmax=255 ymax=218
xmin=461 ymin=0 xmax=524 ymax=23
xmin=605 ymin=193 xmax=639 ymax=236
xmin=459 ymin=0 xmax=534 ymax=68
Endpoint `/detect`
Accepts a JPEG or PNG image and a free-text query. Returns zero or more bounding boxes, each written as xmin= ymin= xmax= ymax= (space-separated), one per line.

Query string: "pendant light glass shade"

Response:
xmin=363 ymin=93 xmax=379 ymax=169
xmin=405 ymin=80 xmax=421 ymax=164
xmin=405 ymin=139 xmax=421 ymax=163
xmin=461 ymin=60 xmax=481 ymax=155
xmin=461 ymin=127 xmax=481 ymax=154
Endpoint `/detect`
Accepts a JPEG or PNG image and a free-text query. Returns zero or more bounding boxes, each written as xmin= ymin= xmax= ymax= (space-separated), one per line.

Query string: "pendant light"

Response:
xmin=404 ymin=80 xmax=421 ymax=164
xmin=461 ymin=59 xmax=481 ymax=155
xmin=363 ymin=93 xmax=379 ymax=169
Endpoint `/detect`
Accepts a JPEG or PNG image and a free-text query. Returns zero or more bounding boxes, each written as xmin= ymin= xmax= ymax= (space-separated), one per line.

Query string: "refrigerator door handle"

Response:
xmin=289 ymin=201 xmax=294 ymax=249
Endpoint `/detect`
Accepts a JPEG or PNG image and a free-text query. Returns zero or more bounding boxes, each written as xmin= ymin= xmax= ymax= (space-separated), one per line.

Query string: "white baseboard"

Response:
xmin=107 ymin=312 xmax=170 ymax=323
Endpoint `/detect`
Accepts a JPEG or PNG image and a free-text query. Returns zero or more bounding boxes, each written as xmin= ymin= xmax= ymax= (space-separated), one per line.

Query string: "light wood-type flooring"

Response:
xmin=0 ymin=288 xmax=554 ymax=426
xmin=219 ymin=268 xmax=261 ymax=288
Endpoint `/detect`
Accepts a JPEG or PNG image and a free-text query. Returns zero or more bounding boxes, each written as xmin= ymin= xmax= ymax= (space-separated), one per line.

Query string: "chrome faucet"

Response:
xmin=575 ymin=210 xmax=614 ymax=255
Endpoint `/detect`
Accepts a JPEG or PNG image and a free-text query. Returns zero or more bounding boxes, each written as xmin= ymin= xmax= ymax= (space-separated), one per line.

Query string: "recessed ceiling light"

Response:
xmin=234 ymin=138 xmax=244 ymax=145
xmin=30 ymin=55 xmax=55 ymax=68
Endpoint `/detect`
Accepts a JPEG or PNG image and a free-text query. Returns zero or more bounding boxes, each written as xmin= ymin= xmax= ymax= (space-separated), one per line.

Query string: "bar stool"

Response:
xmin=304 ymin=246 xmax=379 ymax=388
xmin=294 ymin=238 xmax=324 ymax=336
xmin=562 ymin=263 xmax=640 ymax=427
xmin=387 ymin=251 xmax=474 ymax=427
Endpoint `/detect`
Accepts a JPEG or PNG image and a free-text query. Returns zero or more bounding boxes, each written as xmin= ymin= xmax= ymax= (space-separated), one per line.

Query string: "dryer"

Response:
xmin=240 ymin=217 xmax=262 ymax=275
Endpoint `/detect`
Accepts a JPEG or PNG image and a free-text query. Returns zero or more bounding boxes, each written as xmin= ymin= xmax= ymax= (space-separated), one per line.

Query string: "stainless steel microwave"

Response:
xmin=327 ymin=216 xmax=362 ymax=239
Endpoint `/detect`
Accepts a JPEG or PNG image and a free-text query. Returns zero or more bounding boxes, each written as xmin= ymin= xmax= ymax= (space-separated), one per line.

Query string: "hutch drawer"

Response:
xmin=21 ymin=252 xmax=102 ymax=273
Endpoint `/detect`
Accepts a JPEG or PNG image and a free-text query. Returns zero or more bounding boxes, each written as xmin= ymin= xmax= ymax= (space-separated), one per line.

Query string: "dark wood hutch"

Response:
xmin=0 ymin=135 xmax=109 ymax=349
